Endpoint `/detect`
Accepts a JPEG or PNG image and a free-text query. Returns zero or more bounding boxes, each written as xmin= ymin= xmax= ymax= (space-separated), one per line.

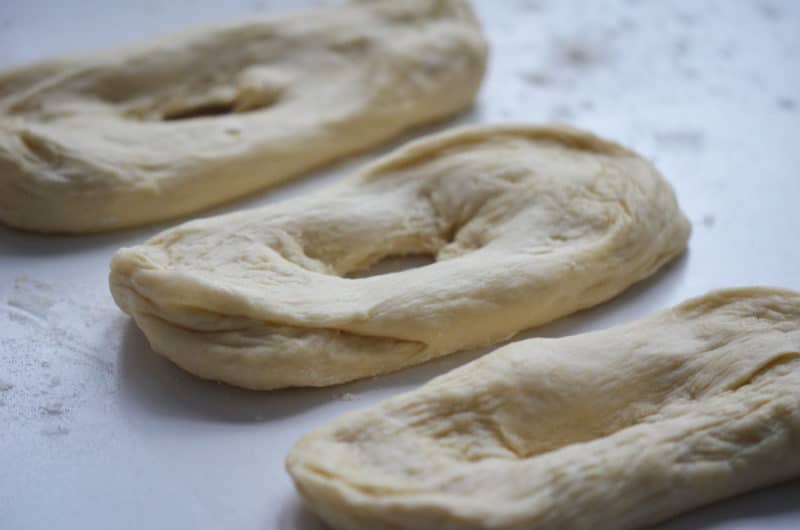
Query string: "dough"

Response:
xmin=0 ymin=0 xmax=487 ymax=233
xmin=286 ymin=287 xmax=800 ymax=530
xmin=109 ymin=124 xmax=690 ymax=390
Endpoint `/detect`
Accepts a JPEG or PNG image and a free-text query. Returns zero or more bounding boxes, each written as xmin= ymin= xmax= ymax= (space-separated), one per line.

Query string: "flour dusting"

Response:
xmin=2 ymin=275 xmax=125 ymax=438
xmin=7 ymin=275 xmax=57 ymax=321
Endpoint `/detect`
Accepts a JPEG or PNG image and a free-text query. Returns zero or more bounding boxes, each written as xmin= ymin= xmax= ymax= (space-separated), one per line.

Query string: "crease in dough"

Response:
xmin=0 ymin=0 xmax=487 ymax=232
xmin=286 ymin=287 xmax=800 ymax=530
xmin=109 ymin=124 xmax=691 ymax=389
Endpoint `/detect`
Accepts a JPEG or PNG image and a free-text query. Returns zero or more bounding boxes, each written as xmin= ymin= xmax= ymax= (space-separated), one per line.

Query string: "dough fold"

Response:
xmin=109 ymin=124 xmax=690 ymax=389
xmin=287 ymin=287 xmax=800 ymax=530
xmin=0 ymin=0 xmax=487 ymax=232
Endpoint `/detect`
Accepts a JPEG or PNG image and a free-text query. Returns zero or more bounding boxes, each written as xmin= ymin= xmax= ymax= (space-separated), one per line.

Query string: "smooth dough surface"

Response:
xmin=0 ymin=0 xmax=486 ymax=233
xmin=287 ymin=287 xmax=800 ymax=530
xmin=109 ymin=124 xmax=690 ymax=390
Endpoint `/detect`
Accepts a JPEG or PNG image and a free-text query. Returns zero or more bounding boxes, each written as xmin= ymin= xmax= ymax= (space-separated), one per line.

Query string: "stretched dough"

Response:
xmin=110 ymin=124 xmax=690 ymax=390
xmin=0 ymin=0 xmax=486 ymax=232
xmin=287 ymin=287 xmax=800 ymax=530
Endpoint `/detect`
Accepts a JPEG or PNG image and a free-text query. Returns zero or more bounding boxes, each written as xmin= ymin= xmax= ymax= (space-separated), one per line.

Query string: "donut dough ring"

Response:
xmin=0 ymin=0 xmax=487 ymax=233
xmin=109 ymin=124 xmax=690 ymax=390
xmin=287 ymin=287 xmax=800 ymax=530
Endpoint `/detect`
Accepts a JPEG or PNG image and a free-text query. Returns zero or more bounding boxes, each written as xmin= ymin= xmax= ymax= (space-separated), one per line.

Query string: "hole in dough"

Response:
xmin=159 ymin=84 xmax=282 ymax=121
xmin=161 ymin=100 xmax=239 ymax=121
xmin=347 ymin=254 xmax=437 ymax=279
xmin=19 ymin=132 xmax=60 ymax=165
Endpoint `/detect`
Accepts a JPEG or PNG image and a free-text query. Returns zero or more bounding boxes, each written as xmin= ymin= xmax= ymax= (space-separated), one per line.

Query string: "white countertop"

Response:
xmin=1 ymin=1 xmax=799 ymax=529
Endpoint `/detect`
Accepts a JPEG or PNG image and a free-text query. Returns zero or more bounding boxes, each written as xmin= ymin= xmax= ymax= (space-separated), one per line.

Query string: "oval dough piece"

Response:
xmin=109 ymin=124 xmax=690 ymax=389
xmin=287 ymin=287 xmax=800 ymax=530
xmin=0 ymin=0 xmax=487 ymax=233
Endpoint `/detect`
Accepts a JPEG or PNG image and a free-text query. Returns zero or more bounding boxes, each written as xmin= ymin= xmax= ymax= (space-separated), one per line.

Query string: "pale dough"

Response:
xmin=0 ymin=0 xmax=487 ymax=233
xmin=286 ymin=287 xmax=800 ymax=530
xmin=109 ymin=124 xmax=690 ymax=390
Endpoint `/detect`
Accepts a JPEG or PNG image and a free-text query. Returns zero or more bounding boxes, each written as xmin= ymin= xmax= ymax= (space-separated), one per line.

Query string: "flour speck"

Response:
xmin=41 ymin=425 xmax=70 ymax=436
xmin=41 ymin=402 xmax=65 ymax=415
xmin=654 ymin=130 xmax=705 ymax=150
xmin=759 ymin=2 xmax=781 ymax=20
xmin=549 ymin=104 xmax=575 ymax=121
xmin=556 ymin=36 xmax=610 ymax=69
xmin=520 ymin=71 xmax=551 ymax=86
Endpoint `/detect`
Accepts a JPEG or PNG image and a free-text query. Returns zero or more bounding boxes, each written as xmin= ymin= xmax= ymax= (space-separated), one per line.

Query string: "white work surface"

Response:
xmin=1 ymin=1 xmax=799 ymax=529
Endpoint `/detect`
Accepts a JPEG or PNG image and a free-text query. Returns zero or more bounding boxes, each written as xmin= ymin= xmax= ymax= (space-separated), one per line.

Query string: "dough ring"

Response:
xmin=0 ymin=0 xmax=487 ymax=233
xmin=109 ymin=124 xmax=690 ymax=390
xmin=287 ymin=287 xmax=800 ymax=530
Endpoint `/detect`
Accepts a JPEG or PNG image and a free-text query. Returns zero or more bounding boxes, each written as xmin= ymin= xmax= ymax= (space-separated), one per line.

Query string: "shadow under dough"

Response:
xmin=115 ymin=318 xmax=491 ymax=424
xmin=0 ymin=222 xmax=160 ymax=257
xmin=273 ymin=479 xmax=800 ymax=530
xmin=116 ymin=321 xmax=348 ymax=423
xmin=275 ymin=496 xmax=328 ymax=530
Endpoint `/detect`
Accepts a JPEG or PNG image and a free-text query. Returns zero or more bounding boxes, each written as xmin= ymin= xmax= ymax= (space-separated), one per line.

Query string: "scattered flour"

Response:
xmin=7 ymin=275 xmax=57 ymax=321
xmin=2 ymin=275 xmax=123 ymax=437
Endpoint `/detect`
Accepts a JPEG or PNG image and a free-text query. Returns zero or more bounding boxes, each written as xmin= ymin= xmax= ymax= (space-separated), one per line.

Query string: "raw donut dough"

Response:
xmin=109 ymin=124 xmax=690 ymax=390
xmin=0 ymin=0 xmax=487 ymax=233
xmin=287 ymin=287 xmax=800 ymax=530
